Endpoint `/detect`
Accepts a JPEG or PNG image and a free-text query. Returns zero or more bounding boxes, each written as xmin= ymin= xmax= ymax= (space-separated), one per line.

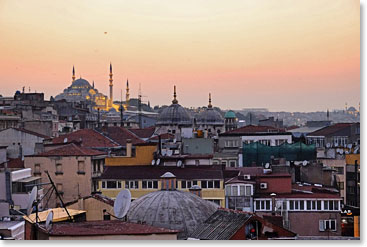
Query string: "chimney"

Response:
xmin=126 ymin=139 xmax=132 ymax=157
xmin=160 ymin=172 xmax=176 ymax=190
xmin=189 ymin=185 xmax=202 ymax=198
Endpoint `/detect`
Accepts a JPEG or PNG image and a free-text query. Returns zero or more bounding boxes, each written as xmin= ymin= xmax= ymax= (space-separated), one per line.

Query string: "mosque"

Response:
xmin=55 ymin=64 xmax=130 ymax=112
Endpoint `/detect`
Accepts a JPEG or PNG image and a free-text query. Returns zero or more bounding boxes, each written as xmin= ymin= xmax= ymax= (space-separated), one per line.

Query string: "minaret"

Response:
xmin=172 ymin=85 xmax=178 ymax=104
xmin=208 ymin=93 xmax=212 ymax=108
xmin=92 ymin=80 xmax=95 ymax=89
xmin=109 ymin=63 xmax=113 ymax=107
xmin=72 ymin=66 xmax=76 ymax=82
xmin=327 ymin=109 xmax=330 ymax=121
xmin=126 ymin=79 xmax=130 ymax=106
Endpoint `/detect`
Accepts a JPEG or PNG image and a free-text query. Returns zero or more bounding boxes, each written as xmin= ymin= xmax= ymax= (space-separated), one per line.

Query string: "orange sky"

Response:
xmin=0 ymin=0 xmax=360 ymax=112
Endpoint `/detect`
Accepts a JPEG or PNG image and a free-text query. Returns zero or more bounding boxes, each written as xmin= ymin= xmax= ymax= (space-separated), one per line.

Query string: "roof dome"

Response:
xmin=127 ymin=190 xmax=218 ymax=239
xmin=156 ymin=86 xmax=192 ymax=126
xmin=157 ymin=104 xmax=192 ymax=126
xmin=347 ymin=106 xmax=357 ymax=112
xmin=197 ymin=108 xmax=224 ymax=126
xmin=224 ymin=110 xmax=236 ymax=119
xmin=72 ymin=78 xmax=91 ymax=88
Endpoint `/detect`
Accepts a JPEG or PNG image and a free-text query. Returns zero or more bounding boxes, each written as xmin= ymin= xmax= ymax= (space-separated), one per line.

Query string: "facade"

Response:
xmin=24 ymin=143 xmax=106 ymax=207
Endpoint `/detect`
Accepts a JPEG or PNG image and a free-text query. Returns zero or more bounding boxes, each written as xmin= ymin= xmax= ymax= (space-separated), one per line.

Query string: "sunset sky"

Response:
xmin=0 ymin=0 xmax=360 ymax=112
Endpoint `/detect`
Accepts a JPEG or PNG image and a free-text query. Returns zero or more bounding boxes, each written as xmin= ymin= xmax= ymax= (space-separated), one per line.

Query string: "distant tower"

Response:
xmin=172 ymin=85 xmax=178 ymax=104
xmin=345 ymin=102 xmax=348 ymax=112
xmin=327 ymin=109 xmax=330 ymax=121
xmin=109 ymin=63 xmax=113 ymax=107
xmin=208 ymin=93 xmax=212 ymax=108
xmin=92 ymin=80 xmax=95 ymax=88
xmin=126 ymin=79 xmax=130 ymax=106
xmin=72 ymin=66 xmax=76 ymax=82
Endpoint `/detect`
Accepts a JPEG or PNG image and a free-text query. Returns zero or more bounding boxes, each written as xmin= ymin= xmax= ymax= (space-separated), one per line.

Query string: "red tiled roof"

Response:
xmin=41 ymin=220 xmax=178 ymax=236
xmin=31 ymin=143 xmax=106 ymax=157
xmin=0 ymin=158 xmax=24 ymax=169
xmin=104 ymin=127 xmax=145 ymax=146
xmin=52 ymin=129 xmax=118 ymax=148
xmin=307 ymin=123 xmax=356 ymax=137
xmin=222 ymin=125 xmax=286 ymax=135
xmin=148 ymin=133 xmax=175 ymax=141
xmin=128 ymin=126 xmax=155 ymax=139
xmin=13 ymin=128 xmax=50 ymax=139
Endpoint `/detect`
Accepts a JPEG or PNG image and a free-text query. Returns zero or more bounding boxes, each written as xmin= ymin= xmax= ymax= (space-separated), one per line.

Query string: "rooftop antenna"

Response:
xmin=120 ymin=89 xmax=124 ymax=127
xmin=113 ymin=189 xmax=132 ymax=219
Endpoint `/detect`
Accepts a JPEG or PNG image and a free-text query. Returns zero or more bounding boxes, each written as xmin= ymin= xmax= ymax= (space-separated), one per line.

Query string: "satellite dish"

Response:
xmin=26 ymin=186 xmax=38 ymax=216
xmin=347 ymin=144 xmax=352 ymax=149
xmin=151 ymin=160 xmax=155 ymax=166
xmin=161 ymin=150 xmax=167 ymax=156
xmin=326 ymin=143 xmax=331 ymax=148
xmin=177 ymin=160 xmax=182 ymax=167
xmin=173 ymin=138 xmax=176 ymax=143
xmin=167 ymin=150 xmax=173 ymax=156
xmin=156 ymin=159 xmax=161 ymax=165
xmin=45 ymin=211 xmax=53 ymax=230
xmin=264 ymin=163 xmax=270 ymax=169
xmin=64 ymin=137 xmax=68 ymax=143
xmin=302 ymin=160 xmax=308 ymax=166
xmin=114 ymin=189 xmax=132 ymax=219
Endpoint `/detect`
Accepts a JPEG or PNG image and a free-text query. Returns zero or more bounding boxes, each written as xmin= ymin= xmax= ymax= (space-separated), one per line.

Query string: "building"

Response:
xmin=0 ymin=128 xmax=48 ymax=159
xmin=34 ymin=220 xmax=178 ymax=240
xmin=0 ymin=221 xmax=24 ymax=240
xmin=24 ymin=143 xmax=106 ymax=207
xmin=98 ymin=166 xmax=225 ymax=206
xmin=258 ymin=117 xmax=284 ymax=129
xmin=155 ymin=86 xmax=193 ymax=139
xmin=55 ymin=65 xmax=122 ymax=112
xmin=224 ymin=110 xmax=237 ymax=132
xmin=189 ymin=208 xmax=296 ymax=240
xmin=127 ymin=172 xmax=218 ymax=239
xmin=195 ymin=93 xmax=225 ymax=137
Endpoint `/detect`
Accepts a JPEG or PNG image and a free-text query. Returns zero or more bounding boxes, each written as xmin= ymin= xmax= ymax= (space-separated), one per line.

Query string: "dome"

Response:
xmin=156 ymin=103 xmax=192 ymax=126
xmin=71 ymin=78 xmax=91 ymax=88
xmin=224 ymin=110 xmax=236 ymax=119
xmin=127 ymin=190 xmax=218 ymax=239
xmin=347 ymin=106 xmax=357 ymax=112
xmin=197 ymin=108 xmax=224 ymax=126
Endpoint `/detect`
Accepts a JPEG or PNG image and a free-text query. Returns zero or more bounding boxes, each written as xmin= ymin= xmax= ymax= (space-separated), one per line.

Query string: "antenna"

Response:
xmin=45 ymin=210 xmax=53 ymax=230
xmin=26 ymin=186 xmax=38 ymax=216
xmin=113 ymin=189 xmax=132 ymax=219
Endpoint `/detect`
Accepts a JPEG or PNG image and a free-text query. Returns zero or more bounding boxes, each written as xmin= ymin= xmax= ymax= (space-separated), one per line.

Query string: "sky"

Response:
xmin=0 ymin=0 xmax=360 ymax=112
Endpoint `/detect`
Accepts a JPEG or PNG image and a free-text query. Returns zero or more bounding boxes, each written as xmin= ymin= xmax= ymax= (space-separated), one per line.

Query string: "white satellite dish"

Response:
xmin=167 ymin=150 xmax=173 ymax=156
xmin=177 ymin=160 xmax=182 ymax=167
xmin=26 ymin=186 xmax=38 ymax=216
xmin=156 ymin=159 xmax=161 ymax=165
xmin=151 ymin=160 xmax=156 ymax=166
xmin=64 ymin=137 xmax=68 ymax=143
xmin=114 ymin=189 xmax=132 ymax=219
xmin=326 ymin=143 xmax=331 ymax=148
xmin=45 ymin=210 xmax=53 ymax=230
xmin=264 ymin=163 xmax=270 ymax=169
xmin=161 ymin=149 xmax=167 ymax=156
xmin=347 ymin=144 xmax=352 ymax=149
xmin=173 ymin=138 xmax=176 ymax=143
xmin=302 ymin=160 xmax=308 ymax=166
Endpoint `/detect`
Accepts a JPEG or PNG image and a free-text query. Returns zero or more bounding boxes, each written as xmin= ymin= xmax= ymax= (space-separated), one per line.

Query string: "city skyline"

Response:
xmin=0 ymin=0 xmax=360 ymax=112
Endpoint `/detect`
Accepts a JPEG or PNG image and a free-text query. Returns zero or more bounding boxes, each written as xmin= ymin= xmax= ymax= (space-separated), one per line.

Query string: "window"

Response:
xmin=201 ymin=180 xmax=221 ymax=189
xmin=207 ymin=199 xmax=221 ymax=206
xmin=319 ymin=219 xmax=337 ymax=231
xmin=78 ymin=161 xmax=85 ymax=174
xmin=181 ymin=180 xmax=197 ymax=189
xmin=337 ymin=182 xmax=344 ymax=190
xmin=255 ymin=200 xmax=271 ymax=211
xmin=102 ymin=181 xmax=121 ymax=189
xmin=195 ymin=160 xmax=200 ymax=166
xmin=125 ymin=181 xmax=138 ymax=189
xmin=56 ymin=183 xmax=63 ymax=193
xmin=229 ymin=160 xmax=237 ymax=167
xmin=142 ymin=180 xmax=158 ymax=189
xmin=56 ymin=163 xmax=63 ymax=175
xmin=34 ymin=164 xmax=41 ymax=174
xmin=317 ymin=201 xmax=322 ymax=210
xmin=334 ymin=167 xmax=344 ymax=175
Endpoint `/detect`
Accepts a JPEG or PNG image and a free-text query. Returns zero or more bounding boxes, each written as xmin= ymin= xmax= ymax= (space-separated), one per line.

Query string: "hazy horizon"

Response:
xmin=0 ymin=0 xmax=360 ymax=112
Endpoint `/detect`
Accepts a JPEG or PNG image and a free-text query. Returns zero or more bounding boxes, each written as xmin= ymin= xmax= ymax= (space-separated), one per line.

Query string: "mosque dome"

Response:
xmin=224 ymin=110 xmax=236 ymax=119
xmin=71 ymin=78 xmax=91 ymax=88
xmin=127 ymin=189 xmax=218 ymax=239
xmin=347 ymin=106 xmax=357 ymax=112
xmin=156 ymin=86 xmax=192 ymax=126
xmin=197 ymin=93 xmax=224 ymax=126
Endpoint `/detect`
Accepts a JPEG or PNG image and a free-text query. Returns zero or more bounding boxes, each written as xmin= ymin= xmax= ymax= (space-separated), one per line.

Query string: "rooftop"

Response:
xmin=103 ymin=126 xmax=146 ymax=146
xmin=221 ymin=125 xmax=287 ymax=136
xmin=307 ymin=122 xmax=358 ymax=137
xmin=52 ymin=129 xmax=118 ymax=148
xmin=30 ymin=143 xmax=106 ymax=157
xmin=39 ymin=220 xmax=178 ymax=236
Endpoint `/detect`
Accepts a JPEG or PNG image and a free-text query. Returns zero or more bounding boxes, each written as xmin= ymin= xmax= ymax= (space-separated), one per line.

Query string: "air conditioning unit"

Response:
xmin=260 ymin=183 xmax=268 ymax=189
xmin=243 ymin=175 xmax=251 ymax=180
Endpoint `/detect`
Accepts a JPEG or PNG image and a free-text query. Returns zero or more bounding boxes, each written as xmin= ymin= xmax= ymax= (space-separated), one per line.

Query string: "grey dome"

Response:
xmin=156 ymin=103 xmax=192 ymax=126
xmin=72 ymin=78 xmax=91 ymax=88
xmin=127 ymin=190 xmax=218 ymax=239
xmin=197 ymin=108 xmax=224 ymax=126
